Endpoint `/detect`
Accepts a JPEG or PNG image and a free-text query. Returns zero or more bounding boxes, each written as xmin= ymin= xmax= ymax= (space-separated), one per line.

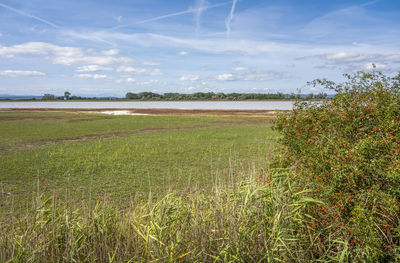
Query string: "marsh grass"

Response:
xmin=1 ymin=169 xmax=330 ymax=263
xmin=0 ymin=113 xmax=276 ymax=216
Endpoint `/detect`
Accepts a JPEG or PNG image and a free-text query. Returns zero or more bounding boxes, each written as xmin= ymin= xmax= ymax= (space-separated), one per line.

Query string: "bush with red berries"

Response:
xmin=275 ymin=71 xmax=400 ymax=260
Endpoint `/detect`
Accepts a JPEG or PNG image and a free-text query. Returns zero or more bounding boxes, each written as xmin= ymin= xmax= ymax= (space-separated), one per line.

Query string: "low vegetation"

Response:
xmin=0 ymin=113 xmax=276 ymax=215
xmin=0 ymin=71 xmax=399 ymax=262
xmin=275 ymin=71 xmax=400 ymax=261
xmin=25 ymin=91 xmax=328 ymax=101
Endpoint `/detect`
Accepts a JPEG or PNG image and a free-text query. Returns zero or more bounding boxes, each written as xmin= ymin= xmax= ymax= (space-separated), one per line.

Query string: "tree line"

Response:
xmin=39 ymin=91 xmax=328 ymax=101
xmin=125 ymin=92 xmax=328 ymax=100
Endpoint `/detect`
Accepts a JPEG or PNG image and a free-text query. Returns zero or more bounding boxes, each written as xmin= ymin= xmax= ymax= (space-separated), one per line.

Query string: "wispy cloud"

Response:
xmin=232 ymin=67 xmax=248 ymax=71
xmin=116 ymin=66 xmax=163 ymax=75
xmin=112 ymin=1 xmax=231 ymax=30
xmin=0 ymin=70 xmax=46 ymax=77
xmin=215 ymin=70 xmax=289 ymax=81
xmin=225 ymin=0 xmax=238 ymax=37
xmin=75 ymin=65 xmax=113 ymax=72
xmin=216 ymin=73 xmax=235 ymax=81
xmin=0 ymin=42 xmax=133 ymax=65
xmin=194 ymin=0 xmax=208 ymax=33
xmin=0 ymin=3 xmax=60 ymax=29
xmin=178 ymin=51 xmax=189 ymax=56
xmin=143 ymin=61 xmax=161 ymax=66
xmin=356 ymin=62 xmax=391 ymax=72
xmin=101 ymin=49 xmax=119 ymax=56
xmin=180 ymin=74 xmax=200 ymax=81
xmin=74 ymin=74 xmax=110 ymax=79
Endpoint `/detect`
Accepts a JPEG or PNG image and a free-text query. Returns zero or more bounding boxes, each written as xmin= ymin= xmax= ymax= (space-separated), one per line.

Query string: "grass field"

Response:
xmin=2 ymin=100 xmax=395 ymax=261
xmin=0 ymin=110 xmax=277 ymax=215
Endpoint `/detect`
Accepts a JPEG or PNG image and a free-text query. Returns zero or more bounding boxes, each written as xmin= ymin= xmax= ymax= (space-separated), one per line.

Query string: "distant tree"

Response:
xmin=305 ymin=93 xmax=314 ymax=100
xmin=125 ymin=92 xmax=139 ymax=99
xmin=64 ymin=91 xmax=71 ymax=100
xmin=315 ymin=92 xmax=327 ymax=99
xmin=42 ymin=94 xmax=55 ymax=100
xmin=289 ymin=93 xmax=301 ymax=99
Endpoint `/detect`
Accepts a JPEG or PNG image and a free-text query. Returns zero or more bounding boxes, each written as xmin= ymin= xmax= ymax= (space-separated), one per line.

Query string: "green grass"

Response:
xmin=0 ymin=172 xmax=320 ymax=263
xmin=0 ymin=111 xmax=236 ymax=148
xmin=0 ymin=111 xmax=277 ymax=215
xmin=2 ymin=109 xmax=390 ymax=262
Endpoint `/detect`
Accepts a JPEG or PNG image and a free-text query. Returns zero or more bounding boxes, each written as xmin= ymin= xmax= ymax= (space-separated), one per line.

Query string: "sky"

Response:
xmin=0 ymin=0 xmax=399 ymax=96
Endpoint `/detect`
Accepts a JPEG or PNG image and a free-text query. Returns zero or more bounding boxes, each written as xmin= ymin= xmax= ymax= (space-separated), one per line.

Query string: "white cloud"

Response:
xmin=242 ymin=71 xmax=283 ymax=81
xmin=101 ymin=49 xmax=119 ymax=56
xmin=137 ymin=79 xmax=160 ymax=85
xmin=114 ymin=16 xmax=122 ymax=23
xmin=143 ymin=61 xmax=161 ymax=66
xmin=65 ymin=30 xmax=400 ymax=63
xmin=323 ymin=52 xmax=371 ymax=63
xmin=232 ymin=67 xmax=248 ymax=71
xmin=179 ymin=75 xmax=200 ymax=81
xmin=215 ymin=70 xmax=288 ymax=81
xmin=315 ymin=64 xmax=338 ymax=70
xmin=74 ymin=74 xmax=109 ymax=79
xmin=0 ymin=70 xmax=45 ymax=77
xmin=74 ymin=74 xmax=92 ymax=79
xmin=356 ymin=63 xmax=391 ymax=72
xmin=126 ymin=78 xmax=136 ymax=83
xmin=312 ymin=52 xmax=400 ymax=72
xmin=116 ymin=66 xmax=163 ymax=75
xmin=216 ymin=73 xmax=235 ymax=81
xmin=178 ymin=51 xmax=189 ymax=56
xmin=75 ymin=65 xmax=113 ymax=72
xmin=318 ymin=52 xmax=400 ymax=64
xmin=93 ymin=74 xmax=109 ymax=79
xmin=0 ymin=42 xmax=133 ymax=65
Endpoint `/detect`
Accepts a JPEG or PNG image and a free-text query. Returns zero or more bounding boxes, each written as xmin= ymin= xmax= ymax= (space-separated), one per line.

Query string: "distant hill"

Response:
xmin=0 ymin=94 xmax=42 ymax=100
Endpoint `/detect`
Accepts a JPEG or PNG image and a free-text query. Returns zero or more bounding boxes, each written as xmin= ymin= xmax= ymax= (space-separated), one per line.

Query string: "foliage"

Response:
xmin=37 ymin=91 xmax=328 ymax=101
xmin=64 ymin=91 xmax=71 ymax=100
xmin=42 ymin=94 xmax=55 ymax=100
xmin=125 ymin=91 xmax=290 ymax=100
xmin=275 ymin=71 xmax=400 ymax=261
xmin=0 ymin=172 xmax=326 ymax=263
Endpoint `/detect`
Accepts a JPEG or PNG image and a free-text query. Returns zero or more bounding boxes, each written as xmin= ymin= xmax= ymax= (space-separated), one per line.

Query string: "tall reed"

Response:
xmin=1 ymin=170 xmax=326 ymax=262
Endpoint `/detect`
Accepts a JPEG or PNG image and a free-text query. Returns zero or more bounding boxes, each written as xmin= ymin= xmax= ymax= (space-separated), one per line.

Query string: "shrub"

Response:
xmin=275 ymin=70 xmax=400 ymax=261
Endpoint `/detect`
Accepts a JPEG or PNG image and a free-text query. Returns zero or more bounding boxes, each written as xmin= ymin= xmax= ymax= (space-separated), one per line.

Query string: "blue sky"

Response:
xmin=0 ymin=0 xmax=399 ymax=96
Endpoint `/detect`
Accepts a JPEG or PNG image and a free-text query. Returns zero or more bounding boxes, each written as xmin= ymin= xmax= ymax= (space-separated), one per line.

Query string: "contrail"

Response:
xmin=0 ymin=2 xmax=60 ymax=28
xmin=225 ymin=0 xmax=238 ymax=37
xmin=194 ymin=0 xmax=209 ymax=33
xmin=112 ymin=1 xmax=231 ymax=30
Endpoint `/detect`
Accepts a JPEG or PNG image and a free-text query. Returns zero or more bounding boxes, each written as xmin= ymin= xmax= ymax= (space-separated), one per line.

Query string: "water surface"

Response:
xmin=0 ymin=101 xmax=294 ymax=110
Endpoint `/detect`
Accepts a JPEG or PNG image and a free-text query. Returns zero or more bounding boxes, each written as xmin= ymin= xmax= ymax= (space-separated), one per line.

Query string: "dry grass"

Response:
xmin=1 ymin=170 xmax=325 ymax=263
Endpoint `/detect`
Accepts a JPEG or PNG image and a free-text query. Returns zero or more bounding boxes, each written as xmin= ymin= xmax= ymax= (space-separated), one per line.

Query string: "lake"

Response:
xmin=0 ymin=101 xmax=294 ymax=110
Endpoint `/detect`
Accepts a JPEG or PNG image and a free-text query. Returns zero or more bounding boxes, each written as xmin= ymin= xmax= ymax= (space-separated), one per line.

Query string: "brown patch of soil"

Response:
xmin=0 ymin=114 xmax=111 ymax=122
